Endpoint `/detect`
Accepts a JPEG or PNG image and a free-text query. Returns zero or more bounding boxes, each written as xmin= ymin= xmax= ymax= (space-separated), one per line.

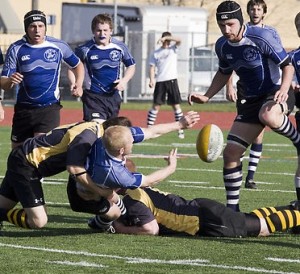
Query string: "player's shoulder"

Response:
xmin=246 ymin=25 xmax=276 ymax=41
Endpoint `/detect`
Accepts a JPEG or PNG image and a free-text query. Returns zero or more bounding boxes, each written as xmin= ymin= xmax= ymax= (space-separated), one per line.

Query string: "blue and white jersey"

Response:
xmin=289 ymin=47 xmax=300 ymax=84
xmin=75 ymin=37 xmax=136 ymax=94
xmin=87 ymin=126 xmax=145 ymax=189
xmin=215 ymin=25 xmax=289 ymax=98
xmin=1 ymin=36 xmax=80 ymax=107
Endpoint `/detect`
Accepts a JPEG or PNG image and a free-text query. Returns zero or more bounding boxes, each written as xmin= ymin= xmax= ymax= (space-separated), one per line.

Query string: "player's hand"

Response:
xmin=188 ymin=93 xmax=209 ymax=105
xmin=10 ymin=72 xmax=23 ymax=85
xmin=70 ymin=84 xmax=83 ymax=97
xmin=179 ymin=111 xmax=200 ymax=129
xmin=274 ymin=89 xmax=288 ymax=104
xmin=226 ymin=87 xmax=237 ymax=102
xmin=164 ymin=148 xmax=177 ymax=170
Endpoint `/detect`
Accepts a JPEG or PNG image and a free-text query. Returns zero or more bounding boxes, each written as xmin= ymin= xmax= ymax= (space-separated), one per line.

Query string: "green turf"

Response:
xmin=0 ymin=121 xmax=300 ymax=273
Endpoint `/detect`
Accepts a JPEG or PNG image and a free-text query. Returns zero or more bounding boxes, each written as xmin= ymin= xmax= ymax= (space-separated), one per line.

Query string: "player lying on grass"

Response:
xmin=0 ymin=111 xmax=199 ymax=230
xmin=67 ymin=114 xmax=194 ymax=231
xmin=111 ymin=160 xmax=300 ymax=237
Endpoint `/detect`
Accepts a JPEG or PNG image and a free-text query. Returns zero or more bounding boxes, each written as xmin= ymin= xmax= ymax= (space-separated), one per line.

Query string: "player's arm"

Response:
xmin=274 ymin=62 xmax=295 ymax=104
xmin=225 ymin=74 xmax=237 ymax=102
xmin=142 ymin=111 xmax=200 ymax=140
xmin=113 ymin=219 xmax=159 ymax=235
xmin=189 ymin=70 xmax=231 ymax=105
xmin=1 ymin=73 xmax=23 ymax=91
xmin=140 ymin=148 xmax=177 ymax=187
xmin=0 ymin=100 xmax=4 ymax=122
xmin=67 ymin=167 xmax=114 ymax=199
xmin=68 ymin=61 xmax=84 ymax=97
xmin=114 ymin=64 xmax=136 ymax=91
xmin=148 ymin=64 xmax=156 ymax=88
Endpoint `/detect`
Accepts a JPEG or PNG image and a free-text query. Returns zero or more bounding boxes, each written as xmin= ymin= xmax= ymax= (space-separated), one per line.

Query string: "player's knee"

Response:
xmin=28 ymin=215 xmax=48 ymax=229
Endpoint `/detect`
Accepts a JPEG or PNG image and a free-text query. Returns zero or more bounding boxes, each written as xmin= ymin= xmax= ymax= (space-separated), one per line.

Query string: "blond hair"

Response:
xmin=102 ymin=126 xmax=132 ymax=155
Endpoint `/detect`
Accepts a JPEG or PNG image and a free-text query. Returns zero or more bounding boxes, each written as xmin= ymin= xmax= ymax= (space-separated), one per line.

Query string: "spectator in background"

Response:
xmin=0 ymin=10 xmax=84 ymax=149
xmin=147 ymin=31 xmax=185 ymax=139
xmin=225 ymin=0 xmax=282 ymax=189
xmin=189 ymin=1 xmax=298 ymax=212
xmin=72 ymin=13 xmax=136 ymax=123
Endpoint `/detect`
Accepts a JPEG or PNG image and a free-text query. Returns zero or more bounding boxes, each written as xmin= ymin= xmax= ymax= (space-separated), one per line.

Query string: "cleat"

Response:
xmin=289 ymin=200 xmax=300 ymax=211
xmin=245 ymin=179 xmax=257 ymax=189
xmin=87 ymin=217 xmax=115 ymax=233
xmin=178 ymin=130 xmax=185 ymax=139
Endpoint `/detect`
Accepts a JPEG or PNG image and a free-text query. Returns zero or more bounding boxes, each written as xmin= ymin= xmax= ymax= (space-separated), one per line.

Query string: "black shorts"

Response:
xmin=11 ymin=103 xmax=62 ymax=143
xmin=67 ymin=175 xmax=110 ymax=215
xmin=235 ymin=87 xmax=295 ymax=124
xmin=0 ymin=147 xmax=44 ymax=208
xmin=196 ymin=198 xmax=248 ymax=237
xmin=82 ymin=90 xmax=122 ymax=121
xmin=153 ymin=79 xmax=182 ymax=105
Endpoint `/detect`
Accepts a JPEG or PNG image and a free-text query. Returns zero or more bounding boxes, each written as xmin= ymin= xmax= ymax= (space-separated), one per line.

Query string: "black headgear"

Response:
xmin=24 ymin=11 xmax=47 ymax=32
xmin=216 ymin=1 xmax=244 ymax=26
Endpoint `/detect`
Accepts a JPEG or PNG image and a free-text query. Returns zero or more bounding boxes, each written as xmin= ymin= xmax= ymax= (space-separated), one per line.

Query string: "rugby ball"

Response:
xmin=196 ymin=124 xmax=224 ymax=163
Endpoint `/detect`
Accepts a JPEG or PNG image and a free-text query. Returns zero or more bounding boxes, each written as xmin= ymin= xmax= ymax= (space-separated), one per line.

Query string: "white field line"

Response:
xmin=0 ymin=243 xmax=298 ymax=274
xmin=266 ymin=258 xmax=300 ymax=264
xmin=46 ymin=260 xmax=106 ymax=268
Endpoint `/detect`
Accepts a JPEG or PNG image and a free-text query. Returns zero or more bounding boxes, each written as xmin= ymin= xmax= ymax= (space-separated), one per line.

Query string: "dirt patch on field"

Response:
xmin=1 ymin=106 xmax=236 ymax=130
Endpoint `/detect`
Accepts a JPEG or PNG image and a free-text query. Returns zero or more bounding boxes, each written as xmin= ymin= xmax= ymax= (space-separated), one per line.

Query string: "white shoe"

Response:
xmin=178 ymin=130 xmax=185 ymax=139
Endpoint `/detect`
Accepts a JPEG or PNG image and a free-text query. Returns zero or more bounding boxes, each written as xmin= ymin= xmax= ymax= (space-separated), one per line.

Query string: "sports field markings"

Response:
xmin=266 ymin=257 xmax=300 ymax=264
xmin=46 ymin=260 xmax=106 ymax=268
xmin=0 ymin=243 xmax=298 ymax=273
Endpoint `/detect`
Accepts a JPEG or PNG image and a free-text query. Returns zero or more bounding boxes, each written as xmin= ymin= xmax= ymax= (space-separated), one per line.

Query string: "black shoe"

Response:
xmin=245 ymin=179 xmax=257 ymax=189
xmin=289 ymin=200 xmax=300 ymax=211
xmin=87 ymin=217 xmax=115 ymax=233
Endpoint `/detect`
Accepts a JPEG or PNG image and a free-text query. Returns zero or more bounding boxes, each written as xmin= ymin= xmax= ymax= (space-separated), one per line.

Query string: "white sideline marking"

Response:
xmin=46 ymin=260 xmax=106 ymax=268
xmin=0 ymin=243 xmax=298 ymax=274
xmin=174 ymin=184 xmax=295 ymax=193
xmin=266 ymin=257 xmax=300 ymax=264
xmin=169 ymin=180 xmax=209 ymax=185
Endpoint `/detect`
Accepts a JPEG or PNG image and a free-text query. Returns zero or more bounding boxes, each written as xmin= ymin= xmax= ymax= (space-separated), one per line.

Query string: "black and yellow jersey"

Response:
xmin=22 ymin=121 xmax=104 ymax=177
xmin=124 ymin=187 xmax=200 ymax=236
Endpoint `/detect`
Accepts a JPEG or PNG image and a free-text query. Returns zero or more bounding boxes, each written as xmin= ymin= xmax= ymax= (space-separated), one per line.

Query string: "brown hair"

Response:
xmin=91 ymin=13 xmax=113 ymax=32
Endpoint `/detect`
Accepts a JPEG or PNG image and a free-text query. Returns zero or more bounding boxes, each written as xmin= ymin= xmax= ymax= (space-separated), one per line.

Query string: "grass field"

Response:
xmin=0 ymin=115 xmax=300 ymax=273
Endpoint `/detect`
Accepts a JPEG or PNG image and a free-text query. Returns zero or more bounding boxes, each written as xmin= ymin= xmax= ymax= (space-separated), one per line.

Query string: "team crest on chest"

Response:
xmin=110 ymin=50 xmax=121 ymax=61
xmin=243 ymin=48 xmax=257 ymax=62
xmin=44 ymin=49 xmax=58 ymax=62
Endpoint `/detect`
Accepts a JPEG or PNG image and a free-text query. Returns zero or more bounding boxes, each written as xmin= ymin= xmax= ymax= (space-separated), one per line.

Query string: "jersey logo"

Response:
xmin=90 ymin=55 xmax=98 ymax=60
xmin=243 ymin=48 xmax=257 ymax=62
xmin=44 ymin=49 xmax=58 ymax=62
xmin=226 ymin=54 xmax=233 ymax=60
xmin=21 ymin=55 xmax=30 ymax=61
xmin=110 ymin=50 xmax=121 ymax=61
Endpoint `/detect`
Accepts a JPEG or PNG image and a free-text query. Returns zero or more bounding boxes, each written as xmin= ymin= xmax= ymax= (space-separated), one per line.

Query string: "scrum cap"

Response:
xmin=24 ymin=10 xmax=47 ymax=31
xmin=216 ymin=1 xmax=243 ymax=26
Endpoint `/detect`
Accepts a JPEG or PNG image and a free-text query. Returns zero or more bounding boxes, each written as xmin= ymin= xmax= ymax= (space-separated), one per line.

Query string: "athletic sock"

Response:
xmin=246 ymin=143 xmax=262 ymax=181
xmin=223 ymin=164 xmax=242 ymax=212
xmin=116 ymin=196 xmax=127 ymax=215
xmin=147 ymin=109 xmax=158 ymax=126
xmin=94 ymin=215 xmax=113 ymax=229
xmin=271 ymin=115 xmax=300 ymax=152
xmin=265 ymin=210 xmax=300 ymax=233
xmin=5 ymin=208 xmax=29 ymax=228
xmin=174 ymin=108 xmax=183 ymax=122
xmin=250 ymin=205 xmax=293 ymax=218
